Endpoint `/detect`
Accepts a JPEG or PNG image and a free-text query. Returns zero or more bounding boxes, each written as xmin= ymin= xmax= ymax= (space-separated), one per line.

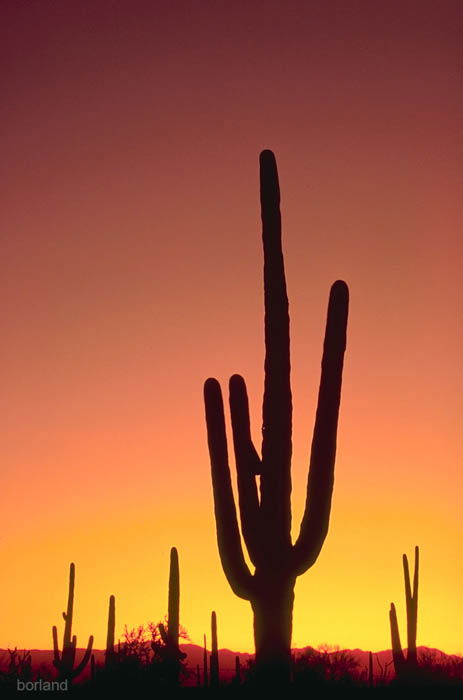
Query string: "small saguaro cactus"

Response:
xmin=203 ymin=633 xmax=209 ymax=687
xmin=105 ymin=595 xmax=116 ymax=671
xmin=203 ymin=150 xmax=349 ymax=684
xmin=158 ymin=547 xmax=186 ymax=685
xmin=210 ymin=611 xmax=219 ymax=688
xmin=52 ymin=562 xmax=94 ymax=682
xmin=389 ymin=546 xmax=419 ymax=681
xmin=234 ymin=654 xmax=241 ymax=685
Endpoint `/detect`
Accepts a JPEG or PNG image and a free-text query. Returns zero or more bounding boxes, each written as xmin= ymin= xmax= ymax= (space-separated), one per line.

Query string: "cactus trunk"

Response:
xmin=251 ymin=576 xmax=295 ymax=679
xmin=234 ymin=655 xmax=241 ymax=684
xmin=210 ymin=611 xmax=219 ymax=688
xmin=158 ymin=547 xmax=185 ymax=686
xmin=105 ymin=595 xmax=116 ymax=671
xmin=203 ymin=634 xmax=208 ymax=687
xmin=204 ymin=150 xmax=349 ymax=684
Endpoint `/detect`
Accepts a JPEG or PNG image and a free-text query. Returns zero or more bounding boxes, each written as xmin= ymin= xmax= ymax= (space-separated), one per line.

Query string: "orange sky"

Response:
xmin=2 ymin=0 xmax=463 ymax=656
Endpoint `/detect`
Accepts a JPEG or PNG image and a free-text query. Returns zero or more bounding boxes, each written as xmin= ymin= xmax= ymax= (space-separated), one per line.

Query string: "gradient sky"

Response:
xmin=2 ymin=0 xmax=462 ymax=656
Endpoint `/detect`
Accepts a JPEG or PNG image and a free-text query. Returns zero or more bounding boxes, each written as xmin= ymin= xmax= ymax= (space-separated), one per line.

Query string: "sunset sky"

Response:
xmin=2 ymin=1 xmax=462 ymax=657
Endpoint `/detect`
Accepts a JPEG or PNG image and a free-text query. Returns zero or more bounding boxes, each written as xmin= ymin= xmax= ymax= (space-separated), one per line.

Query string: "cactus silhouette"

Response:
xmin=52 ymin=563 xmax=93 ymax=682
xmin=203 ymin=633 xmax=209 ymax=687
xmin=210 ymin=610 xmax=219 ymax=688
xmin=158 ymin=547 xmax=186 ymax=685
xmin=389 ymin=546 xmax=419 ymax=681
xmin=105 ymin=595 xmax=116 ymax=671
xmin=234 ymin=654 xmax=241 ymax=685
xmin=203 ymin=150 xmax=349 ymax=683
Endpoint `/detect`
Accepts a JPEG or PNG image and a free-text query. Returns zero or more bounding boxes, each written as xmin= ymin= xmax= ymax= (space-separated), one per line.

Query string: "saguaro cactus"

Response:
xmin=52 ymin=562 xmax=93 ymax=682
xmin=210 ymin=611 xmax=219 ymax=688
xmin=158 ymin=547 xmax=186 ymax=685
xmin=389 ymin=546 xmax=419 ymax=681
xmin=105 ymin=595 xmax=116 ymax=671
xmin=234 ymin=655 xmax=241 ymax=685
xmin=203 ymin=633 xmax=209 ymax=687
xmin=204 ymin=150 xmax=349 ymax=683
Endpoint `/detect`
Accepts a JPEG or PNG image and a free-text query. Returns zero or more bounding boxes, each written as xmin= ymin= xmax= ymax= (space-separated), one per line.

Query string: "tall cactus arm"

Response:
xmin=71 ymin=635 xmax=93 ymax=679
xmin=63 ymin=563 xmax=75 ymax=649
xmin=412 ymin=546 xmax=419 ymax=605
xmin=291 ymin=280 xmax=349 ymax=575
xmin=259 ymin=150 xmax=292 ymax=548
xmin=229 ymin=374 xmax=262 ymax=566
xmin=403 ymin=546 xmax=419 ymax=662
xmin=204 ymin=378 xmax=254 ymax=600
xmin=389 ymin=603 xmax=405 ymax=670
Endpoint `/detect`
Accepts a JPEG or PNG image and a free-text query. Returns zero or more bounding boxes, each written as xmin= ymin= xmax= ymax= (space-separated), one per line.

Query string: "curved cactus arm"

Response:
xmin=52 ymin=625 xmax=61 ymax=670
xmin=63 ymin=563 xmax=75 ymax=649
xmin=71 ymin=635 xmax=93 ymax=679
xmin=389 ymin=602 xmax=405 ymax=672
xmin=204 ymin=378 xmax=254 ymax=600
xmin=159 ymin=623 xmax=168 ymax=644
xmin=259 ymin=150 xmax=292 ymax=547
xmin=291 ymin=280 xmax=349 ymax=575
xmin=229 ymin=374 xmax=262 ymax=566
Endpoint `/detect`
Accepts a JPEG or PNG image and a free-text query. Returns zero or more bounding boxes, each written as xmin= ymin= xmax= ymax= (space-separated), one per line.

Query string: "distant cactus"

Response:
xmin=210 ymin=611 xmax=219 ymax=688
xmin=203 ymin=633 xmax=209 ymax=687
xmin=389 ymin=546 xmax=419 ymax=682
xmin=234 ymin=655 xmax=241 ymax=685
xmin=105 ymin=595 xmax=116 ymax=671
xmin=52 ymin=563 xmax=93 ymax=682
xmin=368 ymin=651 xmax=373 ymax=688
xmin=204 ymin=150 xmax=349 ymax=683
xmin=158 ymin=547 xmax=186 ymax=685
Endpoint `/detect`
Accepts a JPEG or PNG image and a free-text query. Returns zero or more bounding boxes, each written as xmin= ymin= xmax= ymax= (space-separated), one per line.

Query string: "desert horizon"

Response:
xmin=2 ymin=0 xmax=462 ymax=691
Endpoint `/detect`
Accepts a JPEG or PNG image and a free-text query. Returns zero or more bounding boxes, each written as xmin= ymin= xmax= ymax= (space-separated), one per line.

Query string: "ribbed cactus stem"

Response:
xmin=210 ymin=611 xmax=219 ymax=688
xmin=204 ymin=150 xmax=349 ymax=684
xmin=105 ymin=595 xmax=116 ymax=670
